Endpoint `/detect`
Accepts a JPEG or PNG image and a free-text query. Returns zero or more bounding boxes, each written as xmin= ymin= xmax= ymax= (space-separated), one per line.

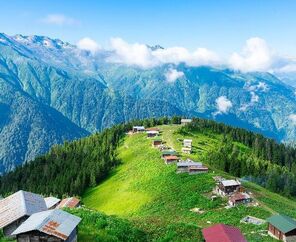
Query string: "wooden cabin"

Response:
xmin=181 ymin=119 xmax=192 ymax=125
xmin=44 ymin=196 xmax=61 ymax=210
xmin=182 ymin=147 xmax=192 ymax=154
xmin=183 ymin=139 xmax=192 ymax=147
xmin=161 ymin=150 xmax=177 ymax=158
xmin=152 ymin=139 xmax=162 ymax=147
xmin=164 ymin=155 xmax=179 ymax=164
xmin=0 ymin=190 xmax=47 ymax=237
xmin=177 ymin=160 xmax=208 ymax=174
xmin=216 ymin=179 xmax=241 ymax=196
xmin=147 ymin=130 xmax=159 ymax=138
xmin=202 ymin=224 xmax=247 ymax=242
xmin=12 ymin=209 xmax=81 ymax=242
xmin=228 ymin=192 xmax=251 ymax=207
xmin=132 ymin=126 xmax=145 ymax=133
xmin=188 ymin=165 xmax=208 ymax=174
xmin=57 ymin=197 xmax=80 ymax=209
xmin=266 ymin=214 xmax=296 ymax=241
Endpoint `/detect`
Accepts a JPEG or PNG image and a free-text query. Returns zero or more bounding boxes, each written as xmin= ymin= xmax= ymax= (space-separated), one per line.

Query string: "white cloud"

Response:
xmin=215 ymin=96 xmax=233 ymax=114
xmin=289 ymin=114 xmax=296 ymax=125
xmin=41 ymin=14 xmax=78 ymax=26
xmin=165 ymin=69 xmax=184 ymax=83
xmin=106 ymin=37 xmax=220 ymax=68
xmin=229 ymin=37 xmax=273 ymax=72
xmin=77 ymin=37 xmax=100 ymax=53
xmin=153 ymin=47 xmax=220 ymax=66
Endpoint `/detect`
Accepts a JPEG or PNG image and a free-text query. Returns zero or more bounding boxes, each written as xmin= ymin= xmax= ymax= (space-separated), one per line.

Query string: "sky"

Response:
xmin=1 ymin=0 xmax=296 ymax=72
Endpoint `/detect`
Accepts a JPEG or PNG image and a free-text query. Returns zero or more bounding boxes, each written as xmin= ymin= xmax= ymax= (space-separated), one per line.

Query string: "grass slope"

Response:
xmin=83 ymin=125 xmax=296 ymax=241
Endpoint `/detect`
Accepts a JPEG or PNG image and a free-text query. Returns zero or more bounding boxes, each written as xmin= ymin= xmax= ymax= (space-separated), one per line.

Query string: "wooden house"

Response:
xmin=266 ymin=214 xmax=296 ymax=241
xmin=152 ymin=139 xmax=162 ymax=147
xmin=188 ymin=165 xmax=208 ymax=174
xmin=44 ymin=196 xmax=61 ymax=210
xmin=216 ymin=179 xmax=241 ymax=196
xmin=202 ymin=224 xmax=247 ymax=242
xmin=228 ymin=192 xmax=251 ymax=207
xmin=147 ymin=130 xmax=159 ymax=138
xmin=183 ymin=139 xmax=192 ymax=147
xmin=132 ymin=126 xmax=145 ymax=133
xmin=177 ymin=161 xmax=208 ymax=174
xmin=161 ymin=150 xmax=177 ymax=158
xmin=182 ymin=147 xmax=192 ymax=154
xmin=56 ymin=197 xmax=80 ymax=209
xmin=0 ymin=190 xmax=47 ymax=237
xmin=181 ymin=119 xmax=192 ymax=125
xmin=12 ymin=209 xmax=81 ymax=242
xmin=164 ymin=155 xmax=179 ymax=164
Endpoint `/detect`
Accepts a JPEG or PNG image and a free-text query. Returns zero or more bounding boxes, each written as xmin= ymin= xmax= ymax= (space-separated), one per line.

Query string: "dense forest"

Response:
xmin=181 ymin=118 xmax=296 ymax=196
xmin=0 ymin=117 xmax=172 ymax=196
xmin=1 ymin=116 xmax=296 ymax=197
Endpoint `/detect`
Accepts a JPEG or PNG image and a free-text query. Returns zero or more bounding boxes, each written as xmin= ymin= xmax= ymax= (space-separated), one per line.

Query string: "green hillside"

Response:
xmin=83 ymin=124 xmax=296 ymax=241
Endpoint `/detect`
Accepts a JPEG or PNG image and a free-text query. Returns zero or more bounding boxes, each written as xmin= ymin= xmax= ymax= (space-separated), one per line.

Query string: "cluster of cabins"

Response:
xmin=0 ymin=190 xmax=81 ymax=242
xmin=213 ymin=176 xmax=252 ymax=207
xmin=133 ymin=123 xmax=296 ymax=242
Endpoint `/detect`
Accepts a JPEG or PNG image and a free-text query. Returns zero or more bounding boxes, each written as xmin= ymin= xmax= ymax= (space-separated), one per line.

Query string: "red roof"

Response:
xmin=165 ymin=155 xmax=179 ymax=160
xmin=202 ymin=224 xmax=247 ymax=242
xmin=57 ymin=197 xmax=80 ymax=209
xmin=230 ymin=193 xmax=248 ymax=203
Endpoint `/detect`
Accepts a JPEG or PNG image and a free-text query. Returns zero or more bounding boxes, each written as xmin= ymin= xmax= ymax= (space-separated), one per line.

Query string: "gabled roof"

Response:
xmin=44 ymin=197 xmax=61 ymax=209
xmin=12 ymin=209 xmax=81 ymax=240
xmin=177 ymin=162 xmax=202 ymax=167
xmin=221 ymin=180 xmax=241 ymax=187
xmin=181 ymin=119 xmax=192 ymax=123
xmin=230 ymin=193 xmax=250 ymax=202
xmin=161 ymin=150 xmax=177 ymax=155
xmin=202 ymin=224 xmax=247 ymax=242
xmin=183 ymin=139 xmax=192 ymax=142
xmin=164 ymin=155 xmax=179 ymax=160
xmin=57 ymin=197 xmax=80 ymax=209
xmin=267 ymin=214 xmax=296 ymax=234
xmin=133 ymin=126 xmax=145 ymax=130
xmin=147 ymin=130 xmax=159 ymax=134
xmin=0 ymin=190 xmax=47 ymax=228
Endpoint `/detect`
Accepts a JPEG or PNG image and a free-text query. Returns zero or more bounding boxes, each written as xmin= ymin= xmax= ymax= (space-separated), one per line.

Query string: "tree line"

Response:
xmin=182 ymin=118 xmax=296 ymax=197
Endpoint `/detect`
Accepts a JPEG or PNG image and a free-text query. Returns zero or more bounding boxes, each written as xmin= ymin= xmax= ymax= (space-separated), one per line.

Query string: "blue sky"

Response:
xmin=1 ymin=0 xmax=296 ymax=56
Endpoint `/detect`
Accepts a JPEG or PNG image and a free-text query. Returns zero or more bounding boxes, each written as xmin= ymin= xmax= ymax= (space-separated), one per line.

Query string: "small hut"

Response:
xmin=132 ymin=126 xmax=145 ymax=133
xmin=216 ymin=179 xmax=241 ymax=196
xmin=181 ymin=119 xmax=192 ymax=125
xmin=147 ymin=130 xmax=159 ymax=138
xmin=228 ymin=193 xmax=251 ymax=207
xmin=56 ymin=197 xmax=80 ymax=209
xmin=267 ymin=214 xmax=296 ymax=241
xmin=164 ymin=155 xmax=179 ymax=164
xmin=152 ymin=139 xmax=162 ymax=147
xmin=183 ymin=139 xmax=192 ymax=147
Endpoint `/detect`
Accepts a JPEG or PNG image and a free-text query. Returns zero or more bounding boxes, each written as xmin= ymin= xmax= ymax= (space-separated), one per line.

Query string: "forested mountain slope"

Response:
xmin=1 ymin=33 xmax=296 ymax=172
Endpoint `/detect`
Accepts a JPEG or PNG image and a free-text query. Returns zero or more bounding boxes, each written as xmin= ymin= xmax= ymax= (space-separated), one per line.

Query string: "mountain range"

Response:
xmin=1 ymin=33 xmax=296 ymax=173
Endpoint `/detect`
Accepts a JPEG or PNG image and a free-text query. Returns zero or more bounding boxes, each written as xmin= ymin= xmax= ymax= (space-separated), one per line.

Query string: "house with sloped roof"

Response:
xmin=181 ymin=119 xmax=192 ymax=125
xmin=152 ymin=138 xmax=162 ymax=147
xmin=132 ymin=126 xmax=145 ymax=133
xmin=177 ymin=160 xmax=208 ymax=174
xmin=161 ymin=150 xmax=177 ymax=158
xmin=267 ymin=214 xmax=296 ymax=241
xmin=146 ymin=130 xmax=159 ymax=138
xmin=228 ymin=192 xmax=251 ymax=207
xmin=202 ymin=224 xmax=247 ymax=242
xmin=44 ymin=197 xmax=61 ymax=210
xmin=12 ymin=209 xmax=81 ymax=242
xmin=183 ymin=139 xmax=192 ymax=148
xmin=164 ymin=155 xmax=179 ymax=164
xmin=56 ymin=197 xmax=80 ymax=209
xmin=216 ymin=179 xmax=241 ymax=196
xmin=0 ymin=190 xmax=47 ymax=237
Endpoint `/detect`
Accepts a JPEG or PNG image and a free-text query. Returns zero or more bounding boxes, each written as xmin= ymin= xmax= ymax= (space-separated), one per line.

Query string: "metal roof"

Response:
xmin=147 ymin=130 xmax=159 ymax=134
xmin=133 ymin=126 xmax=145 ymax=130
xmin=177 ymin=162 xmax=202 ymax=167
xmin=202 ymin=224 xmax=247 ymax=242
xmin=181 ymin=119 xmax=192 ymax=123
xmin=12 ymin=209 xmax=81 ymax=240
xmin=221 ymin=180 xmax=241 ymax=187
xmin=183 ymin=139 xmax=192 ymax=142
xmin=0 ymin=190 xmax=47 ymax=229
xmin=57 ymin=197 xmax=80 ymax=209
xmin=44 ymin=197 xmax=61 ymax=209
xmin=267 ymin=214 xmax=296 ymax=234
